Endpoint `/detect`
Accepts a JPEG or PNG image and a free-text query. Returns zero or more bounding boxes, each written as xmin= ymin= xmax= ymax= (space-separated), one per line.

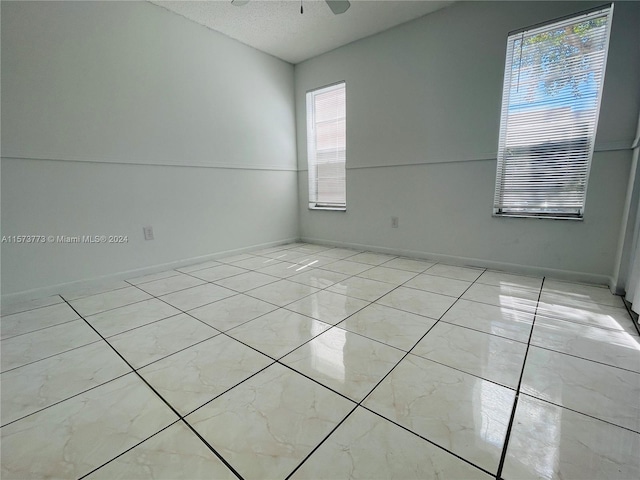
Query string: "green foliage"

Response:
xmin=512 ymin=17 xmax=608 ymax=98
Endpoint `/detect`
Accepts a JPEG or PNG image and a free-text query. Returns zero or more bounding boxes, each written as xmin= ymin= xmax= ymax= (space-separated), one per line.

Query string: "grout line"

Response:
xmin=318 ymin=321 xmax=408 ymax=353
xmin=129 ymin=332 xmax=221 ymax=370
xmin=100 ymin=259 xmax=640 ymax=443
xmin=176 ymin=263 xmax=224 ymax=274
xmin=399 ymin=283 xmax=473 ymax=299
xmin=66 ymin=295 xmax=156 ymax=318
xmin=121 ymin=279 xmax=362 ymax=417
xmin=363 ymin=259 xmax=434 ymax=274
xmin=359 ymin=404 xmax=497 ymax=478
xmin=60 ymin=283 xmax=133 ymax=302
xmin=0 ymin=338 xmax=103 ymax=375
xmin=9 ymin=243 xmax=637 ymax=479
xmin=179 ymin=360 xmax=279 ymax=418
xmin=416 ymin=271 xmax=487 ymax=285
xmin=60 ymin=298 xmax=246 ymax=480
xmin=1 ymin=245 xmax=424 ymax=472
xmin=125 ymin=281 xmax=279 ymax=335
xmin=405 ymin=354 xmax=520 ymax=391
xmin=354 ymin=271 xmax=422 ymax=286
xmin=0 ymin=371 xmax=132 ymax=429
xmin=100 ymin=311 xmax=188 ymax=339
xmin=437 ymin=317 xmax=532 ymax=345
xmin=119 ymin=286 xmax=285 ymax=368
xmin=2 ymin=258 xmax=498 ymax=478
xmin=285 ymin=270 xmax=493 ymax=479
xmin=283 ymin=404 xmax=360 ymax=480
xmin=358 ymin=271 xmax=483 ymax=408
xmin=112 ymin=248 xmax=496 ymax=428
xmin=241 ymin=278 xmax=342 ymax=309
xmin=127 ymin=270 xmax=183 ymax=286
xmin=269 ymin=269 xmax=432 ymax=361
xmin=135 ymin=280 xmax=211 ymax=297
xmin=530 ymin=344 xmax=640 ymax=375
xmin=179 ymin=270 xmax=282 ymax=295
xmin=274 ymin=362 xmax=359 ymax=406
xmin=0 ymin=297 xmax=65 ymax=318
xmin=124 ymin=279 xmax=244 ymax=312
xmin=177 ymin=417 xmax=245 ymax=480
xmin=515 ymin=391 xmax=640 ymax=435
xmin=454 ymin=296 xmax=540 ymax=317
xmin=180 ymin=265 xmax=252 ymax=282
xmin=160 ymin=254 xmax=453 ymax=469
xmin=0 ymin=317 xmax=82 ymax=342
xmin=494 ymin=277 xmax=545 ymax=479
xmin=77 ymin=420 xmax=181 ymax=479
xmin=535 ymin=317 xmax=640 ymax=338
xmin=136 ymin=281 xmax=285 ymax=330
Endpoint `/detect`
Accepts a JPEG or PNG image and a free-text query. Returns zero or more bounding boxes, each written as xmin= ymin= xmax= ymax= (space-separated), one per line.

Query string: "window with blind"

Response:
xmin=306 ymin=82 xmax=346 ymax=210
xmin=493 ymin=5 xmax=613 ymax=219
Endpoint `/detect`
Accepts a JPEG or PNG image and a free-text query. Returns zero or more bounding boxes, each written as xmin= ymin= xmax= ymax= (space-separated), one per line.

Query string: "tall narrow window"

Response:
xmin=493 ymin=5 xmax=613 ymax=219
xmin=306 ymin=82 xmax=346 ymax=210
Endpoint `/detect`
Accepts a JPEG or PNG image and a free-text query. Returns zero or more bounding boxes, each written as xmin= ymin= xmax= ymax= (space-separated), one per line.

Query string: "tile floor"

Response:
xmin=1 ymin=242 xmax=639 ymax=479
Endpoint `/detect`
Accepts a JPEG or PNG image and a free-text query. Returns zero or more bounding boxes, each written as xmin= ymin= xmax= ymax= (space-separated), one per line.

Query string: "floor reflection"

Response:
xmin=309 ymin=324 xmax=346 ymax=383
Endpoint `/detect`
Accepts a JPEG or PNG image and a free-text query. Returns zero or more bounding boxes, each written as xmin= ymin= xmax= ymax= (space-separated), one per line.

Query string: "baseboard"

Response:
xmin=3 ymin=235 xmax=617 ymax=305
xmin=610 ymin=280 xmax=627 ymax=296
xmin=1 ymin=237 xmax=299 ymax=305
xmin=301 ymin=236 xmax=613 ymax=288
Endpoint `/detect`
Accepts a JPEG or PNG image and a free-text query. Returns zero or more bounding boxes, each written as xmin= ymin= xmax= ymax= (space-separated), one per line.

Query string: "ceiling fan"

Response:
xmin=231 ymin=0 xmax=351 ymax=15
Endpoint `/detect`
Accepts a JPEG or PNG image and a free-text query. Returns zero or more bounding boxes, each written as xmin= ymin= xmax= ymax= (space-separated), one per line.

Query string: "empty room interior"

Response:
xmin=2 ymin=0 xmax=640 ymax=478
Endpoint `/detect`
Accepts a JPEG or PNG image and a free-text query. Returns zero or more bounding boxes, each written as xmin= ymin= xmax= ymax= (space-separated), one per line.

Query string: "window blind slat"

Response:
xmin=493 ymin=6 xmax=613 ymax=219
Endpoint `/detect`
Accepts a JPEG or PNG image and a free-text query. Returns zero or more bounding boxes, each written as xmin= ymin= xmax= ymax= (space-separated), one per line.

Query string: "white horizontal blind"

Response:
xmin=307 ymin=82 xmax=346 ymax=209
xmin=494 ymin=5 xmax=613 ymax=219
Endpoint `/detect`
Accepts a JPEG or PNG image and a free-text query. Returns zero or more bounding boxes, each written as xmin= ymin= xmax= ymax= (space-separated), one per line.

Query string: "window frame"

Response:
xmin=493 ymin=4 xmax=614 ymax=220
xmin=306 ymin=81 xmax=347 ymax=211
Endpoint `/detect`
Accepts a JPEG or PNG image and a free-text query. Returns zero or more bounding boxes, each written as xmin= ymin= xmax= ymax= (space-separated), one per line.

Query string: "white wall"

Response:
xmin=1 ymin=1 xmax=298 ymax=297
xmin=295 ymin=1 xmax=640 ymax=283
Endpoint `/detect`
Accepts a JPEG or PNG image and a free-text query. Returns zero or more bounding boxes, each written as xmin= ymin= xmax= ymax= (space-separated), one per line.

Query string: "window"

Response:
xmin=306 ymin=82 xmax=346 ymax=210
xmin=493 ymin=5 xmax=613 ymax=219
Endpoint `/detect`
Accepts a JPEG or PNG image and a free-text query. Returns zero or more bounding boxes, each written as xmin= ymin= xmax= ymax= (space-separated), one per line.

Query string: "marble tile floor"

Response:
xmin=1 ymin=242 xmax=639 ymax=479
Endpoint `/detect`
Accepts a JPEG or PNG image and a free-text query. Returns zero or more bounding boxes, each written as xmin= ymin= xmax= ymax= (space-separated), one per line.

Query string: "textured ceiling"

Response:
xmin=149 ymin=0 xmax=455 ymax=64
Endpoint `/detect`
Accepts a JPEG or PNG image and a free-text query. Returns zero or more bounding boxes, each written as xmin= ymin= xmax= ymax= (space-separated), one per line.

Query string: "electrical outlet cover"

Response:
xmin=143 ymin=226 xmax=154 ymax=240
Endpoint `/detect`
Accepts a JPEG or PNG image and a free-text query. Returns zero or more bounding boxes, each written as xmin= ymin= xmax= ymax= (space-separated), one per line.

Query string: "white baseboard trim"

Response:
xmin=1 ymin=237 xmax=299 ymax=305
xmin=301 ymin=236 xmax=614 ymax=288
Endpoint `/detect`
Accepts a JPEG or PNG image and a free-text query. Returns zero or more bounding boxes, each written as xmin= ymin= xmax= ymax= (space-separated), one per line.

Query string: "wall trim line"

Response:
xmin=1 ymin=155 xmax=298 ymax=172
xmin=296 ymin=139 xmax=633 ymax=172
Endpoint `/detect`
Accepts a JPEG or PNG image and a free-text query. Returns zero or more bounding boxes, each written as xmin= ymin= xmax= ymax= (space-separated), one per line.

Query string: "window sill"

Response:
xmin=493 ymin=213 xmax=584 ymax=221
xmin=309 ymin=205 xmax=346 ymax=212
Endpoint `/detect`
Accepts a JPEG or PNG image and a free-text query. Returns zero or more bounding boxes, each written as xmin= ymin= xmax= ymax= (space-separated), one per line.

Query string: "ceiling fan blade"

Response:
xmin=231 ymin=0 xmax=249 ymax=6
xmin=325 ymin=0 xmax=351 ymax=15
